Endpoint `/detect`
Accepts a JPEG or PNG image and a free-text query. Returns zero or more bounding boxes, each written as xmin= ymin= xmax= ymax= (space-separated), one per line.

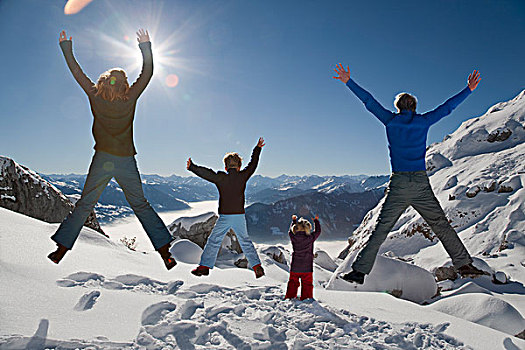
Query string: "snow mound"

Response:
xmin=446 ymin=281 xmax=492 ymax=297
xmin=170 ymin=239 xmax=203 ymax=264
xmin=314 ymin=249 xmax=339 ymax=272
xmin=429 ymin=293 xmax=525 ymax=336
xmin=327 ymin=253 xmax=437 ymax=303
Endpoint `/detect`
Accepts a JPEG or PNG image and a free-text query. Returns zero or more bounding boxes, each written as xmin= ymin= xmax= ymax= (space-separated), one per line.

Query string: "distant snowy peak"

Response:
xmin=246 ymin=174 xmax=387 ymax=204
xmin=0 ymin=156 xmax=104 ymax=235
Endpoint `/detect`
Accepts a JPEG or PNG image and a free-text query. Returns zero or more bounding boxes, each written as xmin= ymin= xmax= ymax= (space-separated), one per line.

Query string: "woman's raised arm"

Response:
xmin=128 ymin=29 xmax=153 ymax=100
xmin=59 ymin=30 xmax=95 ymax=96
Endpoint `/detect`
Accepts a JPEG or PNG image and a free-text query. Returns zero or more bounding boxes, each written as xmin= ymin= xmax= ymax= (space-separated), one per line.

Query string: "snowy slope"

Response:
xmin=1 ymin=207 xmax=524 ymax=349
xmin=335 ymin=90 xmax=525 ymax=283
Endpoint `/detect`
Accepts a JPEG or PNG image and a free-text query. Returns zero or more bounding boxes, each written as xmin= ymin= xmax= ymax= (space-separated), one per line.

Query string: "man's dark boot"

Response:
xmin=191 ymin=265 xmax=210 ymax=276
xmin=457 ymin=263 xmax=486 ymax=278
xmin=48 ymin=243 xmax=68 ymax=264
xmin=158 ymin=243 xmax=177 ymax=270
xmin=342 ymin=270 xmax=365 ymax=284
xmin=253 ymin=264 xmax=265 ymax=279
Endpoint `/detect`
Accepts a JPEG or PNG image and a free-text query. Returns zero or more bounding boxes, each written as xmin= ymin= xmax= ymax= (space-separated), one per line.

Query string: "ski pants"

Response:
xmin=285 ymin=272 xmax=314 ymax=300
xmin=352 ymin=171 xmax=473 ymax=274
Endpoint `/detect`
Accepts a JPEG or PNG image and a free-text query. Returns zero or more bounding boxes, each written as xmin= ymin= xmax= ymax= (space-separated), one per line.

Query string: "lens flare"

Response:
xmin=64 ymin=0 xmax=94 ymax=15
xmin=165 ymin=74 xmax=179 ymax=88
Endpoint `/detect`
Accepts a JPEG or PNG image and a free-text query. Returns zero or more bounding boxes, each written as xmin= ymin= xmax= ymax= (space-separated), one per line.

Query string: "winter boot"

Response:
xmin=191 ymin=265 xmax=210 ymax=276
xmin=157 ymin=243 xmax=177 ymax=270
xmin=341 ymin=270 xmax=365 ymax=284
xmin=457 ymin=263 xmax=486 ymax=278
xmin=47 ymin=243 xmax=68 ymax=264
xmin=253 ymin=264 xmax=265 ymax=279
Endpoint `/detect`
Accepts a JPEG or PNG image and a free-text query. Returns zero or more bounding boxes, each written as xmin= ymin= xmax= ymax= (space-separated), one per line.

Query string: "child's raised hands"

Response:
xmin=59 ymin=30 xmax=72 ymax=43
xmin=136 ymin=29 xmax=150 ymax=44
xmin=186 ymin=158 xmax=193 ymax=170
xmin=257 ymin=137 xmax=265 ymax=148
xmin=291 ymin=215 xmax=298 ymax=221
xmin=313 ymin=214 xmax=319 ymax=221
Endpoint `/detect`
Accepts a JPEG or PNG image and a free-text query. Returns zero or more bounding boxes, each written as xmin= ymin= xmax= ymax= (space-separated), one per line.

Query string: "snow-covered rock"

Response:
xmin=426 ymin=152 xmax=452 ymax=176
xmin=493 ymin=271 xmax=508 ymax=284
xmin=0 ymin=156 xmax=104 ymax=235
xmin=168 ymin=212 xmax=242 ymax=254
xmin=261 ymin=245 xmax=288 ymax=265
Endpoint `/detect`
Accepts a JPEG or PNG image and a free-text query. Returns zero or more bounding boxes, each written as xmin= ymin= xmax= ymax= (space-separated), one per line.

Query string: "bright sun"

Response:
xmin=78 ymin=1 xmax=196 ymax=91
xmin=65 ymin=1 xmax=209 ymax=92
xmin=96 ymin=28 xmax=183 ymax=90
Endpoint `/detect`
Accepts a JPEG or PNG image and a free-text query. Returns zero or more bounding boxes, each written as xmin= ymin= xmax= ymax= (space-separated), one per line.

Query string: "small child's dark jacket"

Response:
xmin=289 ymin=218 xmax=321 ymax=273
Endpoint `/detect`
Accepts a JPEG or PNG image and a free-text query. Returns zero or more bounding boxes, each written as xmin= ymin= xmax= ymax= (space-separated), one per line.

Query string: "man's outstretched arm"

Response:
xmin=333 ymin=63 xmax=394 ymax=125
xmin=186 ymin=158 xmax=219 ymax=184
xmin=423 ymin=70 xmax=481 ymax=125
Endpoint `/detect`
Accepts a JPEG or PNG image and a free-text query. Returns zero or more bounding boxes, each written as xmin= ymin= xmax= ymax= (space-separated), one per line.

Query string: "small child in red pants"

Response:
xmin=285 ymin=214 xmax=321 ymax=300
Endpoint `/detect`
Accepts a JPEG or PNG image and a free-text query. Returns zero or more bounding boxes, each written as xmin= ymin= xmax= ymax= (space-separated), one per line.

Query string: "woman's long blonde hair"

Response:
xmin=95 ymin=68 xmax=130 ymax=101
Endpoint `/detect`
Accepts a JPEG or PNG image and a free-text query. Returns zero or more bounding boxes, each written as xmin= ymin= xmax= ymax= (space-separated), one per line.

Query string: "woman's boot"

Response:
xmin=48 ymin=243 xmax=68 ymax=264
xmin=158 ymin=243 xmax=177 ymax=270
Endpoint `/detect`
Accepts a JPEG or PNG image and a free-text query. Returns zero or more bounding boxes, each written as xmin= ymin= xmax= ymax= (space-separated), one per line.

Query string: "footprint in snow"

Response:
xmin=135 ymin=285 xmax=472 ymax=350
xmin=56 ymin=272 xmax=183 ymax=295
xmin=74 ymin=290 xmax=100 ymax=311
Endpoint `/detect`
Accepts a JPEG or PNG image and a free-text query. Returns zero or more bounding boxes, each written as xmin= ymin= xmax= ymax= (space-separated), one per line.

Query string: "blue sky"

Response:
xmin=1 ymin=0 xmax=524 ymax=177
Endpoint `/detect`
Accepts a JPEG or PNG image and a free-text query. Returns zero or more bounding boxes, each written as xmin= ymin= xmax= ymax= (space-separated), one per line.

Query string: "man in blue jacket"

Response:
xmin=333 ymin=64 xmax=484 ymax=284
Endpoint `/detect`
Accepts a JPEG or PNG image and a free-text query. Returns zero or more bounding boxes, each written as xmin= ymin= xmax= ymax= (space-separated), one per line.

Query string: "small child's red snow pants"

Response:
xmin=285 ymin=272 xmax=313 ymax=300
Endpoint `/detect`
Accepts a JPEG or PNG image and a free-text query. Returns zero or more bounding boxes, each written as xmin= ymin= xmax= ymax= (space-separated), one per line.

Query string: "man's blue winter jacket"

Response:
xmin=346 ymin=78 xmax=471 ymax=172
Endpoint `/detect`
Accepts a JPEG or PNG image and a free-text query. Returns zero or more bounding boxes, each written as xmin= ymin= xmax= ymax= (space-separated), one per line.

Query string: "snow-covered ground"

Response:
xmin=1 ymin=207 xmax=524 ymax=349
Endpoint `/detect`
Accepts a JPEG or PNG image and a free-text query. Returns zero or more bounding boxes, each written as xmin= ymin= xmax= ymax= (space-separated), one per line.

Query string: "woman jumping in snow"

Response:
xmin=48 ymin=30 xmax=176 ymax=270
xmin=332 ymin=64 xmax=484 ymax=284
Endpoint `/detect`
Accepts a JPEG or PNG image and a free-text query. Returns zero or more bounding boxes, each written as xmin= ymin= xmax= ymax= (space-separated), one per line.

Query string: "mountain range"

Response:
xmin=42 ymin=172 xmax=389 ymax=224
